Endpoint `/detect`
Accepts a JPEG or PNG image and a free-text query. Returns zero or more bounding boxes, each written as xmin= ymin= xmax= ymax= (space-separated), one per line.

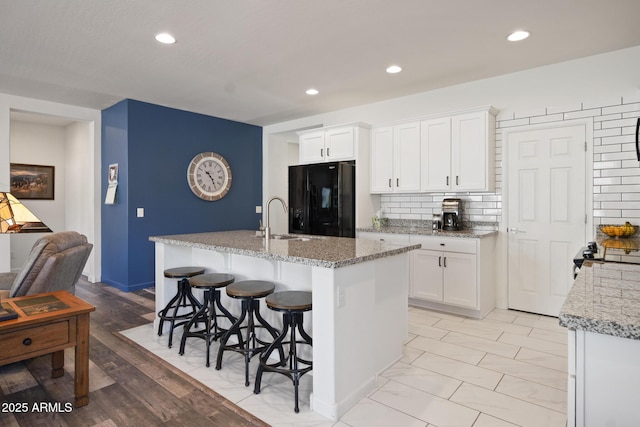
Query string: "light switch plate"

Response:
xmin=256 ymin=206 xmax=262 ymax=214
xmin=137 ymin=208 xmax=144 ymax=218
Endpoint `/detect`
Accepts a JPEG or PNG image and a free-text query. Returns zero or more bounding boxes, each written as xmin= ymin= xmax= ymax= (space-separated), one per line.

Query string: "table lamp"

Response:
xmin=0 ymin=192 xmax=52 ymax=233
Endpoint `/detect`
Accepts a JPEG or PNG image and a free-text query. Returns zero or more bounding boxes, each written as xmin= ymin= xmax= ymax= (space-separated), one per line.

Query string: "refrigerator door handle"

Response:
xmin=635 ymin=117 xmax=640 ymax=161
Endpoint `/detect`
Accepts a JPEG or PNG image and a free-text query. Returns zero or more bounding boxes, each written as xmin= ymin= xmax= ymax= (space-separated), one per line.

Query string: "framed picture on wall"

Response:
xmin=9 ymin=163 xmax=55 ymax=200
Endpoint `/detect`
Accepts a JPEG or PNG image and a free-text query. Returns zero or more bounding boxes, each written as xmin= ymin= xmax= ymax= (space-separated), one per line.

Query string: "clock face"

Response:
xmin=187 ymin=152 xmax=232 ymax=201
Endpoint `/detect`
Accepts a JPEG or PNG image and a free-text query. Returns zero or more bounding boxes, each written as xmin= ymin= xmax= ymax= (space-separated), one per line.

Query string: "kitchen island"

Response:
xmin=150 ymin=230 xmax=420 ymax=421
xmin=559 ymin=260 xmax=640 ymax=426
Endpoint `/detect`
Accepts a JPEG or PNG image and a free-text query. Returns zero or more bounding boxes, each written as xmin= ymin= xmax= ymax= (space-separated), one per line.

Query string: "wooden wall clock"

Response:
xmin=187 ymin=152 xmax=232 ymax=201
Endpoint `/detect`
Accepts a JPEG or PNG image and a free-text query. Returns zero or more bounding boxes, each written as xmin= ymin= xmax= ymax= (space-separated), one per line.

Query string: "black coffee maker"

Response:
xmin=442 ymin=198 xmax=463 ymax=231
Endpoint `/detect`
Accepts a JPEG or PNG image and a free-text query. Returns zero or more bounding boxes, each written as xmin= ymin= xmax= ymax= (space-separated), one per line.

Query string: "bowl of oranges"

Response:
xmin=599 ymin=222 xmax=637 ymax=238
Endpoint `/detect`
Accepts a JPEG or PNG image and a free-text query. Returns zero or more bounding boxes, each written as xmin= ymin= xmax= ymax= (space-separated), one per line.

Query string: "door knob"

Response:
xmin=507 ymin=227 xmax=526 ymax=234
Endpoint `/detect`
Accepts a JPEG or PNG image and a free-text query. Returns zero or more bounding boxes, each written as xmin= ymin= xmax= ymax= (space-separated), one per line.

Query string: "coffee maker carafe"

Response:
xmin=442 ymin=198 xmax=463 ymax=231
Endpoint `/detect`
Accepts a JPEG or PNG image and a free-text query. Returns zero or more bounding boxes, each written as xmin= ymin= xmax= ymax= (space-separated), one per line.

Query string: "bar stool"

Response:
xmin=254 ymin=291 xmax=312 ymax=413
xmin=215 ymin=280 xmax=283 ymax=386
xmin=178 ymin=273 xmax=237 ymax=367
xmin=157 ymin=267 xmax=205 ymax=348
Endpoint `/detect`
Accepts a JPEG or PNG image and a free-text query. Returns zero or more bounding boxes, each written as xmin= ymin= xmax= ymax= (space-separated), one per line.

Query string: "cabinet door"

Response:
xmin=451 ymin=112 xmax=488 ymax=191
xmin=370 ymin=126 xmax=394 ymax=193
xmin=393 ymin=122 xmax=421 ymax=192
xmin=325 ymin=127 xmax=355 ymax=161
xmin=299 ymin=130 xmax=325 ymax=164
xmin=443 ymin=252 xmax=477 ymax=308
xmin=421 ymin=117 xmax=451 ymax=191
xmin=410 ymin=249 xmax=443 ymax=301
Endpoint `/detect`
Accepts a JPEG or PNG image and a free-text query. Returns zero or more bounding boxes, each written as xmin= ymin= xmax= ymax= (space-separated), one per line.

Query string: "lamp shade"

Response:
xmin=0 ymin=192 xmax=52 ymax=233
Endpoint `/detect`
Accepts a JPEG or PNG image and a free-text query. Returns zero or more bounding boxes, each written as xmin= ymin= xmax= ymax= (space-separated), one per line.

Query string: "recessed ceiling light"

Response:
xmin=507 ymin=30 xmax=530 ymax=42
xmin=155 ymin=33 xmax=176 ymax=44
xmin=386 ymin=65 xmax=402 ymax=74
xmin=306 ymin=88 xmax=319 ymax=95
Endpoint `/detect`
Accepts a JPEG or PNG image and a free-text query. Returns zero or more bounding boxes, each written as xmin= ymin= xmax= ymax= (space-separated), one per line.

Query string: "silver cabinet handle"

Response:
xmin=388 ymin=178 xmax=392 ymax=187
xmin=456 ymin=176 xmax=459 ymax=185
xmin=446 ymin=176 xmax=449 ymax=186
xmin=396 ymin=178 xmax=399 ymax=187
xmin=443 ymin=256 xmax=447 ymax=268
xmin=321 ymin=148 xmax=323 ymax=157
xmin=438 ymin=256 xmax=442 ymax=267
xmin=327 ymin=147 xmax=330 ymax=156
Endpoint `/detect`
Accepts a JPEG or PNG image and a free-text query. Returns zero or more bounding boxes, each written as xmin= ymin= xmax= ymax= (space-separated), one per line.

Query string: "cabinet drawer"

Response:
xmin=410 ymin=235 xmax=477 ymax=253
xmin=1 ymin=320 xmax=71 ymax=360
xmin=358 ymin=232 xmax=410 ymax=246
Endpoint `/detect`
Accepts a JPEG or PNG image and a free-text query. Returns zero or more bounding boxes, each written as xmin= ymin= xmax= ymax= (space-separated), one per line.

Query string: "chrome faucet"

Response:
xmin=264 ymin=196 xmax=288 ymax=240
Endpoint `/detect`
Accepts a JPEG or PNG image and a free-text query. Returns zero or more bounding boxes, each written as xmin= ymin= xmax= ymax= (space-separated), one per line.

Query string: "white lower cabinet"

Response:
xmin=568 ymin=329 xmax=640 ymax=426
xmin=358 ymin=231 xmax=496 ymax=318
xmin=410 ymin=237 xmax=477 ymax=309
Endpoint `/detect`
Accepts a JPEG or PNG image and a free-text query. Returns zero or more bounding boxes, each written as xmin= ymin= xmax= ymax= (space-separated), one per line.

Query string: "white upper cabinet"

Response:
xmin=299 ymin=124 xmax=360 ymax=164
xmin=298 ymin=130 xmax=326 ymax=163
xmin=421 ymin=107 xmax=496 ymax=192
xmin=370 ymin=126 xmax=395 ymax=192
xmin=420 ymin=117 xmax=452 ymax=191
xmin=370 ymin=121 xmax=421 ymax=193
xmin=452 ymin=111 xmax=495 ymax=191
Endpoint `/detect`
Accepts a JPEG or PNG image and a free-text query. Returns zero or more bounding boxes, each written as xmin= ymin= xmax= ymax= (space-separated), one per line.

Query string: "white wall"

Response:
xmin=0 ymin=94 xmax=101 ymax=282
xmin=9 ymin=121 xmax=67 ymax=270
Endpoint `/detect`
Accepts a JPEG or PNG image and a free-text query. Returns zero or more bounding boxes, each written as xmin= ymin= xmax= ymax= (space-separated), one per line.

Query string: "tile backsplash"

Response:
xmin=379 ymin=95 xmax=640 ymax=230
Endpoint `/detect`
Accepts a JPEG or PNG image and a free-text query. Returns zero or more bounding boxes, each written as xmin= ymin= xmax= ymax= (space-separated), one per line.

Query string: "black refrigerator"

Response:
xmin=288 ymin=161 xmax=356 ymax=238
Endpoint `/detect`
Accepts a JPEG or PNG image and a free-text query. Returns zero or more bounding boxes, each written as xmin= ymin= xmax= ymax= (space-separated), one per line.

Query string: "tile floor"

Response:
xmin=120 ymin=306 xmax=568 ymax=427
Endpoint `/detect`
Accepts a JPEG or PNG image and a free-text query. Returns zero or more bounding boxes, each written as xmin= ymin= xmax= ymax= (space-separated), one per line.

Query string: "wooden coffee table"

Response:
xmin=0 ymin=291 xmax=96 ymax=407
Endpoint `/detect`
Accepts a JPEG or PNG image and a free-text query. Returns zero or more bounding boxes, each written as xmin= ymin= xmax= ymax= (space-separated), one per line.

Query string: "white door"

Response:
xmin=443 ymin=252 xmax=477 ymax=308
xmin=452 ymin=111 xmax=488 ymax=191
xmin=325 ymin=126 xmax=354 ymax=160
xmin=507 ymin=124 xmax=587 ymax=316
xmin=393 ymin=121 xmax=421 ymax=192
xmin=299 ymin=130 xmax=325 ymax=163
xmin=410 ymin=249 xmax=443 ymax=301
xmin=370 ymin=126 xmax=394 ymax=193
xmin=420 ymin=117 xmax=451 ymax=191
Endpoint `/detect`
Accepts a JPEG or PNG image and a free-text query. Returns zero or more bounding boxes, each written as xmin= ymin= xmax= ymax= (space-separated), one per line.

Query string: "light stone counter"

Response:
xmin=150 ymin=230 xmax=420 ymax=268
xmin=559 ymin=261 xmax=640 ymax=340
xmin=357 ymin=226 xmax=497 ymax=239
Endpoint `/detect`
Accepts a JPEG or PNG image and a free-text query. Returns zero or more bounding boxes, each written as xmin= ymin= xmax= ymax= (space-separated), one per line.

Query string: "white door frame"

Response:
xmin=497 ymin=118 xmax=594 ymax=310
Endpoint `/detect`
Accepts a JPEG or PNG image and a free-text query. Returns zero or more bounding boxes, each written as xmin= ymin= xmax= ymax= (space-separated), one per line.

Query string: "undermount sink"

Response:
xmin=257 ymin=234 xmax=321 ymax=242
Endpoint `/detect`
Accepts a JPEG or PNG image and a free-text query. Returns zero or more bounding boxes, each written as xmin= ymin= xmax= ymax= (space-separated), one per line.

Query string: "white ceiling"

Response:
xmin=2 ymin=0 xmax=640 ymax=126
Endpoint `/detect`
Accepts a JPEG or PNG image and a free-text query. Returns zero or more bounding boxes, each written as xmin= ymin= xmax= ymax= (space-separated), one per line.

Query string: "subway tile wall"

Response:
xmin=379 ymin=96 xmax=640 ymax=229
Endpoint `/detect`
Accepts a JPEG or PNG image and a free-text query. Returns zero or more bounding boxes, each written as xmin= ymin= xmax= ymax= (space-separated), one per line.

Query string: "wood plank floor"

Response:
xmin=0 ymin=278 xmax=270 ymax=427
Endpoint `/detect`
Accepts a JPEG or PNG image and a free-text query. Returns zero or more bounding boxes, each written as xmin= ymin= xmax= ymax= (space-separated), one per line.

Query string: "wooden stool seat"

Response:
xmin=265 ymin=291 xmax=312 ymax=312
xmin=164 ymin=267 xmax=206 ymax=278
xmin=216 ymin=280 xmax=282 ymax=386
xmin=189 ymin=273 xmax=235 ymax=289
xmin=157 ymin=267 xmax=206 ymax=348
xmin=226 ymin=280 xmax=275 ymax=298
xmin=178 ymin=273 xmax=237 ymax=367
xmin=254 ymin=290 xmax=313 ymax=413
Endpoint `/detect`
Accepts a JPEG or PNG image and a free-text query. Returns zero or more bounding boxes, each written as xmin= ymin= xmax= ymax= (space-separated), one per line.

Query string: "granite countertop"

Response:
xmin=357 ymin=226 xmax=498 ymax=239
xmin=150 ymin=230 xmax=420 ymax=269
xmin=559 ymin=261 xmax=640 ymax=340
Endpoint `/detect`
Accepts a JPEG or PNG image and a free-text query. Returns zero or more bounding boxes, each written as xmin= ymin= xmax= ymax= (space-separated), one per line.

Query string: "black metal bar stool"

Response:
xmin=254 ymin=291 xmax=312 ymax=413
xmin=157 ymin=267 xmax=205 ymax=348
xmin=215 ymin=280 xmax=283 ymax=387
xmin=178 ymin=273 xmax=238 ymax=367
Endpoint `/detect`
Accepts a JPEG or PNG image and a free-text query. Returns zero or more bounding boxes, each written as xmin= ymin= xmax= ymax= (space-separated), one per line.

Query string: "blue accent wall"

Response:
xmin=101 ymin=99 xmax=263 ymax=291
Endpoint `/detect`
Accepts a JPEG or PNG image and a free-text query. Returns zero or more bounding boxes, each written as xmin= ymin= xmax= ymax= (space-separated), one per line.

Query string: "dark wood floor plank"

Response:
xmin=0 ymin=278 xmax=270 ymax=426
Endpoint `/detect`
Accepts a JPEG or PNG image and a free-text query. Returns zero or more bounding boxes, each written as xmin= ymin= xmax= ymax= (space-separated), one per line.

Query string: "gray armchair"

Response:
xmin=0 ymin=231 xmax=93 ymax=300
